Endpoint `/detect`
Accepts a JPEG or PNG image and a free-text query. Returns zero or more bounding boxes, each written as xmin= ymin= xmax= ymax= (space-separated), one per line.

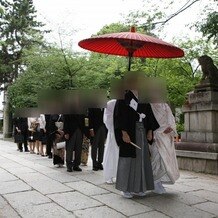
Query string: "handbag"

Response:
xmin=56 ymin=141 xmax=65 ymax=149
xmin=55 ymin=115 xmax=63 ymax=130
xmin=14 ymin=133 xmax=24 ymax=143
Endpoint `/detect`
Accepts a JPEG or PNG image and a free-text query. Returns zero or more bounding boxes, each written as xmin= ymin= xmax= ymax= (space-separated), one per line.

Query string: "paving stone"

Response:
xmin=130 ymin=211 xmax=170 ymax=218
xmin=0 ymin=169 xmax=18 ymax=182
xmin=194 ymin=202 xmax=218 ymax=216
xmin=6 ymin=166 xmax=36 ymax=176
xmin=75 ymin=171 xmax=105 ymax=185
xmin=4 ymin=190 xmax=51 ymax=207
xmin=191 ymin=190 xmax=218 ymax=203
xmin=27 ymin=178 xmax=72 ymax=194
xmin=29 ymin=165 xmax=58 ymax=174
xmin=0 ymin=196 xmax=19 ymax=218
xmin=181 ymin=181 xmax=218 ymax=194
xmin=45 ymin=171 xmax=80 ymax=183
xmin=74 ymin=205 xmax=125 ymax=218
xmin=65 ymin=181 xmax=109 ymax=196
xmin=11 ymin=202 xmax=74 ymax=218
xmin=1 ymin=140 xmax=218 ymax=218
xmin=164 ymin=188 xmax=207 ymax=205
xmin=93 ymin=193 xmax=152 ymax=216
xmin=136 ymin=195 xmax=214 ymax=218
xmin=165 ymin=183 xmax=202 ymax=193
xmin=0 ymin=162 xmax=23 ymax=170
xmin=0 ymin=180 xmax=31 ymax=194
xmin=33 ymin=158 xmax=55 ymax=167
xmin=99 ymin=183 xmax=121 ymax=195
xmin=48 ymin=191 xmax=102 ymax=211
xmin=15 ymin=172 xmax=48 ymax=183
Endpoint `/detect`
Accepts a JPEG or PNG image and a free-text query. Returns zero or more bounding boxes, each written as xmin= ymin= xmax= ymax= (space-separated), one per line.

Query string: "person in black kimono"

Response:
xmin=88 ymin=108 xmax=107 ymax=171
xmin=45 ymin=114 xmax=53 ymax=158
xmin=114 ymin=90 xmax=159 ymax=198
xmin=64 ymin=114 xmax=85 ymax=172
xmin=14 ymin=117 xmax=29 ymax=152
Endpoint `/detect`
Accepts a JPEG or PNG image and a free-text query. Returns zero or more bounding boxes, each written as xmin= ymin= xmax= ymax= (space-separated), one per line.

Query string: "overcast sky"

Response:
xmin=33 ymin=0 xmax=214 ymax=50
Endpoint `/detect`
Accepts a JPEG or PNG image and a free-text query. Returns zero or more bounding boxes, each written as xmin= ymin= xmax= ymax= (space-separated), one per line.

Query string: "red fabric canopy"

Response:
xmin=78 ymin=28 xmax=184 ymax=58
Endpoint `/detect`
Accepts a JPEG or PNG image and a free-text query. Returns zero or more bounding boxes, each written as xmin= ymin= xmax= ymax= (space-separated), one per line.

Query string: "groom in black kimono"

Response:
xmin=114 ymin=88 xmax=159 ymax=198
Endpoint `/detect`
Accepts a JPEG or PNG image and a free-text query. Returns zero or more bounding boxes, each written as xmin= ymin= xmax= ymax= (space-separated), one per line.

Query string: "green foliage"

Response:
xmin=8 ymin=46 xmax=85 ymax=109
xmin=199 ymin=11 xmax=218 ymax=46
xmin=0 ymin=0 xmax=45 ymax=90
xmin=95 ymin=23 xmax=129 ymax=35
xmin=176 ymin=123 xmax=184 ymax=134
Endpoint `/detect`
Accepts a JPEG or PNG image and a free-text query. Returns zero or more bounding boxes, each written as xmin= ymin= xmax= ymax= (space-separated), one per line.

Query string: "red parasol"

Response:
xmin=79 ymin=27 xmax=184 ymax=70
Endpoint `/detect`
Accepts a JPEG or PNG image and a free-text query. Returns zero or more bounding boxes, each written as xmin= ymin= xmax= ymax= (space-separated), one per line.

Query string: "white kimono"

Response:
xmin=150 ymin=103 xmax=180 ymax=184
xmin=103 ymin=99 xmax=119 ymax=182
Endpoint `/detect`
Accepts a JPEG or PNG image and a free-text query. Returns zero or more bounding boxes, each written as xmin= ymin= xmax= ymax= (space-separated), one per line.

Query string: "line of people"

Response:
xmin=13 ymin=78 xmax=180 ymax=199
xmin=13 ymin=109 xmax=107 ymax=172
xmin=14 ymin=96 xmax=179 ymax=199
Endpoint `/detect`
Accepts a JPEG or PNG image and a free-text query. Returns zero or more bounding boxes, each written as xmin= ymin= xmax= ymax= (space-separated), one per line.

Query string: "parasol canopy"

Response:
xmin=78 ymin=27 xmax=184 ymax=70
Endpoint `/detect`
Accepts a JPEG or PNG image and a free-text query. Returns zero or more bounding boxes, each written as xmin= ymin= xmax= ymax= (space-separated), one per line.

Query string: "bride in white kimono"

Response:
xmin=103 ymin=99 xmax=119 ymax=184
xmin=150 ymin=103 xmax=180 ymax=194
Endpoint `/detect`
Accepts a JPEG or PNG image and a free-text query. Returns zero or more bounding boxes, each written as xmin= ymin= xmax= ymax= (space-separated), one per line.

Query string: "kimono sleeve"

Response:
xmin=113 ymin=100 xmax=129 ymax=132
xmin=145 ymin=104 xmax=160 ymax=131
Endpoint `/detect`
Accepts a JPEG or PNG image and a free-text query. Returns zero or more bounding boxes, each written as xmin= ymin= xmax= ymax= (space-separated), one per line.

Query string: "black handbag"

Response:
xmin=14 ymin=133 xmax=24 ymax=143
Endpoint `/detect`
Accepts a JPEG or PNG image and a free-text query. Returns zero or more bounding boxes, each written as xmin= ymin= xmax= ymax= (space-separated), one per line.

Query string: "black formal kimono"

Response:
xmin=114 ymin=90 xmax=159 ymax=193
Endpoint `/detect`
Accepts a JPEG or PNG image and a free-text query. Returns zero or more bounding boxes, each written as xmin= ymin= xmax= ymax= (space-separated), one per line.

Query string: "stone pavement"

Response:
xmin=0 ymin=140 xmax=218 ymax=218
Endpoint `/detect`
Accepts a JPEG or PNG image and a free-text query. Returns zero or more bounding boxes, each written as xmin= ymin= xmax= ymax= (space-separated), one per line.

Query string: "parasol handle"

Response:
xmin=128 ymin=52 xmax=133 ymax=71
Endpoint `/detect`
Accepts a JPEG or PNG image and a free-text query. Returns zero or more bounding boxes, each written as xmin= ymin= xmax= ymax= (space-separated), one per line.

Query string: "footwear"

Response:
xmin=153 ymin=182 xmax=166 ymax=194
xmin=131 ymin=192 xmax=147 ymax=197
xmin=25 ymin=149 xmax=30 ymax=152
xmin=19 ymin=150 xmax=23 ymax=152
xmin=93 ymin=166 xmax=99 ymax=171
xmin=48 ymin=154 xmax=52 ymax=159
xmin=37 ymin=152 xmax=39 ymax=155
xmin=98 ymin=163 xmax=104 ymax=170
xmin=67 ymin=167 xmax=72 ymax=172
xmin=106 ymin=178 xmax=114 ymax=184
xmin=73 ymin=166 xmax=82 ymax=172
xmin=122 ymin=192 xmax=133 ymax=199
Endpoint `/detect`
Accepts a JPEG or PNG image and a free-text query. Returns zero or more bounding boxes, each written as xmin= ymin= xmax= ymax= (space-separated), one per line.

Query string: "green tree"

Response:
xmin=0 ymin=0 xmax=45 ymax=91
xmin=8 ymin=45 xmax=85 ymax=109
xmin=95 ymin=22 xmax=129 ymax=35
xmin=199 ymin=11 xmax=218 ymax=46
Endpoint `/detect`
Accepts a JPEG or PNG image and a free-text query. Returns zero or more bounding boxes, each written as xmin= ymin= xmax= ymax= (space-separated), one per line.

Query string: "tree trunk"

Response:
xmin=3 ymin=90 xmax=13 ymax=138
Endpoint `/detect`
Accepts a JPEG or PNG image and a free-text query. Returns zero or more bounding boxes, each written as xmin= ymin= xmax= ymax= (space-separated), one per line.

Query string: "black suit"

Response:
xmin=88 ymin=108 xmax=107 ymax=167
xmin=14 ymin=117 xmax=28 ymax=151
xmin=45 ymin=114 xmax=52 ymax=156
xmin=64 ymin=114 xmax=85 ymax=168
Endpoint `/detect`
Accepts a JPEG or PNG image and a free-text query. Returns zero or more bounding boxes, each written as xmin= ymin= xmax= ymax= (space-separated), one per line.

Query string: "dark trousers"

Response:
xmin=66 ymin=128 xmax=83 ymax=168
xmin=91 ymin=125 xmax=106 ymax=167
xmin=46 ymin=135 xmax=53 ymax=155
xmin=18 ymin=133 xmax=28 ymax=151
